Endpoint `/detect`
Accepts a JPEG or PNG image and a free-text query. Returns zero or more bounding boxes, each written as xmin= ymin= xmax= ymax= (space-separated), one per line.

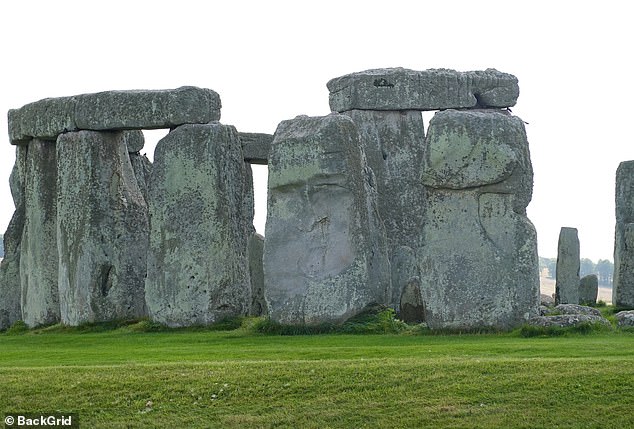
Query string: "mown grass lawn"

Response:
xmin=1 ymin=327 xmax=633 ymax=428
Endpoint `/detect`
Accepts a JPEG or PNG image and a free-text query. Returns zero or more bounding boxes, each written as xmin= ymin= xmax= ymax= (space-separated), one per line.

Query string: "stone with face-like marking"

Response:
xmin=264 ymin=114 xmax=391 ymax=325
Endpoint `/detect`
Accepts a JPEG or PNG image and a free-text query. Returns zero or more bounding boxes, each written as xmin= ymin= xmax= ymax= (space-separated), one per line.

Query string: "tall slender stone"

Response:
xmin=0 ymin=148 xmax=28 ymax=330
xmin=264 ymin=114 xmax=391 ymax=325
xmin=57 ymin=130 xmax=149 ymax=325
xmin=418 ymin=109 xmax=539 ymax=329
xmin=613 ymin=161 xmax=634 ymax=307
xmin=145 ymin=123 xmax=251 ymax=327
xmin=555 ymin=227 xmax=580 ymax=305
xmin=20 ymin=139 xmax=60 ymax=326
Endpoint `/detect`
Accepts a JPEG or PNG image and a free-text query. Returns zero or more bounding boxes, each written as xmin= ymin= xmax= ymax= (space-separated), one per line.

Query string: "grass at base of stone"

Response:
xmin=1 ymin=330 xmax=633 ymax=428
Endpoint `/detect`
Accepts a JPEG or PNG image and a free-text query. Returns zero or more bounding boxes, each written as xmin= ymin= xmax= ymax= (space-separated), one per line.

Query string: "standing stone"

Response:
xmin=0 ymin=148 xmax=28 ymax=330
xmin=555 ymin=227 xmax=580 ymax=305
xmin=264 ymin=114 xmax=391 ymax=325
xmin=57 ymin=130 xmax=149 ymax=325
xmin=579 ymin=274 xmax=599 ymax=305
xmin=343 ymin=111 xmax=426 ymax=242
xmin=145 ymin=123 xmax=251 ymax=327
xmin=20 ymin=139 xmax=60 ymax=326
xmin=340 ymin=110 xmax=426 ymax=310
xmin=418 ymin=109 xmax=539 ymax=330
xmin=248 ymin=233 xmax=266 ymax=316
xmin=613 ymin=161 xmax=634 ymax=307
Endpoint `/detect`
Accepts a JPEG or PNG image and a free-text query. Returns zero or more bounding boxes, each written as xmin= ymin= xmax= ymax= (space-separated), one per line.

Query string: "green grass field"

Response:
xmin=1 ymin=323 xmax=633 ymax=428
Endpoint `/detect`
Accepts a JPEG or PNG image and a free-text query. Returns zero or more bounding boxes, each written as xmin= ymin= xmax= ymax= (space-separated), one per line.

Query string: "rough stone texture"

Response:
xmin=145 ymin=123 xmax=251 ymax=327
xmin=129 ymin=153 xmax=152 ymax=205
xmin=615 ymin=310 xmax=634 ymax=328
xmin=123 ymin=129 xmax=145 ymax=153
xmin=0 ymin=149 xmax=28 ymax=330
xmin=248 ymin=233 xmax=266 ymax=316
xmin=390 ymin=245 xmax=423 ymax=321
xmin=418 ymin=109 xmax=539 ymax=330
xmin=555 ymin=304 xmax=602 ymax=317
xmin=240 ymin=132 xmax=272 ymax=165
xmin=264 ymin=114 xmax=391 ymax=325
xmin=613 ymin=161 xmax=634 ymax=308
xmin=328 ymin=68 xmax=519 ymax=112
xmin=9 ymin=87 xmax=220 ymax=145
xmin=343 ymin=110 xmax=426 ymax=256
xmin=555 ymin=227 xmax=580 ymax=305
xmin=529 ymin=314 xmax=611 ymax=328
xmin=579 ymin=274 xmax=599 ymax=305
xmin=540 ymin=294 xmax=555 ymax=306
xmin=8 ymin=96 xmax=75 ymax=145
xmin=20 ymin=140 xmax=60 ymax=327
xmin=242 ymin=162 xmax=256 ymax=236
xmin=57 ymin=130 xmax=149 ymax=325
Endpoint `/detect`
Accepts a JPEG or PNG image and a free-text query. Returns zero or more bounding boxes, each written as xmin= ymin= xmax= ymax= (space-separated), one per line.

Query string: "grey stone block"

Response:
xmin=328 ymin=68 xmax=518 ymax=112
xmin=145 ymin=123 xmax=251 ymax=327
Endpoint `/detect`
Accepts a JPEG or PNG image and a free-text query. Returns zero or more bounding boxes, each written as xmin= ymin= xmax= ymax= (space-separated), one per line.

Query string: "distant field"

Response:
xmin=540 ymin=271 xmax=612 ymax=303
xmin=1 ymin=326 xmax=633 ymax=428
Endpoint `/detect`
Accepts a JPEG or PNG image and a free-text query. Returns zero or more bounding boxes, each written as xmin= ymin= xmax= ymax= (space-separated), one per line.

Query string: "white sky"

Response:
xmin=0 ymin=0 xmax=631 ymax=261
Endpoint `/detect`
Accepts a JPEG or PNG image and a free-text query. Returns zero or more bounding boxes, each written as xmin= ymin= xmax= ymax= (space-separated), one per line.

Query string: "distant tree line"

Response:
xmin=539 ymin=256 xmax=613 ymax=287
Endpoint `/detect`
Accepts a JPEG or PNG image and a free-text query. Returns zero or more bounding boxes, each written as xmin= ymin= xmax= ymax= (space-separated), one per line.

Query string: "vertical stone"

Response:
xmin=248 ymin=233 xmax=266 ymax=316
xmin=613 ymin=161 xmax=634 ymax=307
xmin=579 ymin=274 xmax=599 ymax=305
xmin=263 ymin=114 xmax=391 ymax=325
xmin=0 ymin=147 xmax=28 ymax=330
xmin=342 ymin=110 xmax=426 ymax=309
xmin=145 ymin=123 xmax=251 ymax=327
xmin=57 ymin=130 xmax=149 ymax=325
xmin=555 ymin=227 xmax=580 ymax=305
xmin=20 ymin=139 xmax=60 ymax=326
xmin=418 ymin=109 xmax=539 ymax=330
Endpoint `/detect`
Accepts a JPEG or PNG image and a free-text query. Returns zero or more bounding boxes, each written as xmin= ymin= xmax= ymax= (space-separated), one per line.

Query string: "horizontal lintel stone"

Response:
xmin=239 ymin=132 xmax=272 ymax=165
xmin=8 ymin=86 xmax=220 ymax=145
xmin=327 ymin=68 xmax=519 ymax=112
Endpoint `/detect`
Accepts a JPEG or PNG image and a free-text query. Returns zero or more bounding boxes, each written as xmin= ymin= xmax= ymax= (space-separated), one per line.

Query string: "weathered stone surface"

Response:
xmin=20 ymin=139 xmax=60 ymax=327
xmin=129 ymin=153 xmax=152 ymax=205
xmin=540 ymin=294 xmax=555 ymax=306
xmin=248 ymin=233 xmax=266 ymax=316
xmin=615 ymin=310 xmax=634 ymax=328
xmin=0 ymin=149 xmax=27 ymax=330
xmin=240 ymin=132 xmax=272 ymax=165
xmin=75 ymin=86 xmax=221 ymax=131
xmin=555 ymin=227 xmax=580 ymax=305
xmin=145 ymin=123 xmax=251 ymax=327
xmin=0 ymin=214 xmax=24 ymax=330
xmin=123 ymin=129 xmax=145 ymax=153
xmin=8 ymin=87 xmax=220 ymax=144
xmin=264 ymin=114 xmax=391 ymax=325
xmin=328 ymin=68 xmax=518 ymax=112
xmin=8 ymin=96 xmax=76 ymax=145
xmin=390 ymin=245 xmax=422 ymax=320
xmin=613 ymin=161 xmax=634 ymax=307
xmin=529 ymin=314 xmax=611 ymax=328
xmin=344 ymin=110 xmax=426 ymax=256
xmin=579 ymin=274 xmax=599 ymax=305
xmin=242 ymin=163 xmax=256 ymax=236
xmin=57 ymin=130 xmax=149 ymax=325
xmin=555 ymin=304 xmax=602 ymax=317
xmin=418 ymin=110 xmax=539 ymax=330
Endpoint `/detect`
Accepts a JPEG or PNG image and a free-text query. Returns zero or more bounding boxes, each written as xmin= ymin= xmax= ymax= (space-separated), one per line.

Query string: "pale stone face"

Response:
xmin=267 ymin=172 xmax=356 ymax=292
xmin=264 ymin=114 xmax=391 ymax=325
